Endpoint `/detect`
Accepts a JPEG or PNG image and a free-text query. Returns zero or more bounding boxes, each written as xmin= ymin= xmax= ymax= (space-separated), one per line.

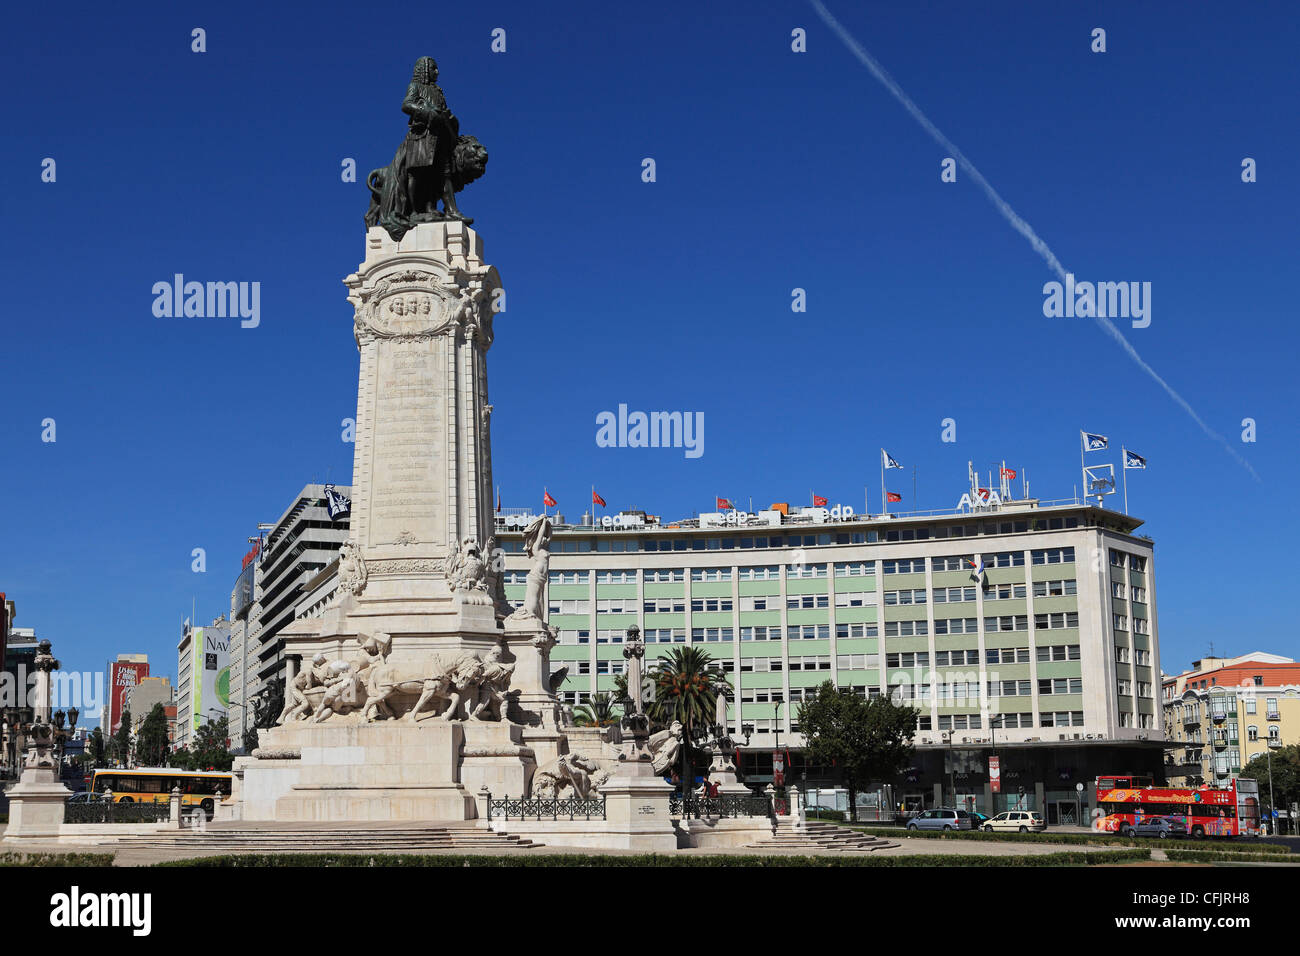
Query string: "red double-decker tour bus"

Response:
xmin=1094 ymin=775 xmax=1262 ymax=838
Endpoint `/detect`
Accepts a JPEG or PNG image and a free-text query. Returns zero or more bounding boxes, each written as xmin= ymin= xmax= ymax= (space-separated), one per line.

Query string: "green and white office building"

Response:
xmin=498 ymin=494 xmax=1166 ymax=822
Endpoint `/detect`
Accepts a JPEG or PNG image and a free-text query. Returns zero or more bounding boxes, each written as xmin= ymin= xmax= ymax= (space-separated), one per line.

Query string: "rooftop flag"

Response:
xmin=323 ymin=483 xmax=351 ymax=521
xmin=887 ymin=491 xmax=902 ymax=503
xmin=1001 ymin=467 xmax=1017 ymax=480
xmin=1124 ymin=448 xmax=1147 ymax=470
xmin=543 ymin=489 xmax=557 ymax=508
xmin=592 ymin=489 xmax=606 ymax=507
xmin=716 ymin=497 xmax=734 ymax=510
xmin=882 ymin=450 xmax=902 ymax=469
xmin=812 ymin=494 xmax=828 ymax=507
xmin=1082 ymin=431 xmax=1108 ymax=452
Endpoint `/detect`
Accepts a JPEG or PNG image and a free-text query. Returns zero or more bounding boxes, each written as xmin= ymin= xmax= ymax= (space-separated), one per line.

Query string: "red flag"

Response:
xmin=812 ymin=494 xmax=828 ymax=507
xmin=887 ymin=492 xmax=902 ymax=503
xmin=1001 ymin=468 xmax=1017 ymax=480
xmin=592 ymin=490 xmax=606 ymax=507
xmin=716 ymin=497 xmax=733 ymax=510
xmin=543 ymin=490 xmax=557 ymax=508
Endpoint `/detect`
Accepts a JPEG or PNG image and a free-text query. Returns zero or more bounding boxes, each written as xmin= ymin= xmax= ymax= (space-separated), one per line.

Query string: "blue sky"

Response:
xmin=2 ymin=1 xmax=1296 ymax=717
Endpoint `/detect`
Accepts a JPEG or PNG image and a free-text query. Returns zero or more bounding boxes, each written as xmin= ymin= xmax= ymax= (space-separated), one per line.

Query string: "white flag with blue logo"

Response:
xmin=324 ymin=483 xmax=352 ymax=520
xmin=882 ymin=449 xmax=902 ymax=469
xmin=1123 ymin=448 xmax=1147 ymax=470
xmin=1082 ymin=431 xmax=1108 ymax=452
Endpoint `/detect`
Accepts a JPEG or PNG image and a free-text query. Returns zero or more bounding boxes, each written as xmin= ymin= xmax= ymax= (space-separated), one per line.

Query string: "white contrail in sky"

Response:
xmin=809 ymin=0 xmax=1258 ymax=480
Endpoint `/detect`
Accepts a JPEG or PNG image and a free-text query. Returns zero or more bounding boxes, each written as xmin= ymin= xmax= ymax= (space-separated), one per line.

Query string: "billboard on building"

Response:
xmin=191 ymin=625 xmax=231 ymax=732
xmin=109 ymin=660 xmax=150 ymax=734
xmin=233 ymin=561 xmax=256 ymax=618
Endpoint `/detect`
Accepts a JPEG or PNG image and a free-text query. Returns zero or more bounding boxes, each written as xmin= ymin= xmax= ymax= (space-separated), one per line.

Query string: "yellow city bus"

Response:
xmin=90 ymin=768 xmax=233 ymax=817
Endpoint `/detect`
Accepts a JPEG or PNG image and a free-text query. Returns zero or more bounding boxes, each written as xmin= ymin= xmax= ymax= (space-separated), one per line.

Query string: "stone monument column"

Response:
xmin=2 ymin=641 xmax=71 ymax=842
xmin=235 ymin=56 xmax=548 ymax=824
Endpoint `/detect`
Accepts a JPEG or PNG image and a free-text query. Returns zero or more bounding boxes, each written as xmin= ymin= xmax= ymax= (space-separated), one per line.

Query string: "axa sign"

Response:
xmin=956 ymin=490 xmax=1002 ymax=511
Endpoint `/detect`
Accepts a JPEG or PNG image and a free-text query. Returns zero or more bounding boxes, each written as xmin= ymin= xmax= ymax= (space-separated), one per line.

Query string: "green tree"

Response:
xmin=111 ymin=708 xmax=133 ymax=767
xmin=191 ymin=716 xmax=234 ymax=772
xmin=797 ymin=682 xmax=919 ymax=822
xmin=87 ymin=726 xmax=106 ymax=768
xmin=649 ymin=646 xmax=731 ymax=730
xmin=135 ymin=703 xmax=171 ymax=767
xmin=649 ymin=647 xmax=732 ymax=789
xmin=573 ymin=693 xmax=621 ymax=727
xmin=170 ymin=746 xmax=196 ymax=771
xmin=1242 ymin=745 xmax=1300 ymax=834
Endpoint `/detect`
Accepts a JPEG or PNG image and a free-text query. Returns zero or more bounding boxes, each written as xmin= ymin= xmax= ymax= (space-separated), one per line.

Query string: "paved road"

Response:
xmin=1 ymin=830 xmax=1124 ymax=866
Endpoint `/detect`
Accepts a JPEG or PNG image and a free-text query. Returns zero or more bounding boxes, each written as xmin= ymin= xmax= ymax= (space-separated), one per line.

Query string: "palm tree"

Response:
xmin=572 ymin=693 xmax=621 ymax=727
xmin=648 ymin=647 xmax=733 ymax=792
xmin=649 ymin=646 xmax=731 ymax=730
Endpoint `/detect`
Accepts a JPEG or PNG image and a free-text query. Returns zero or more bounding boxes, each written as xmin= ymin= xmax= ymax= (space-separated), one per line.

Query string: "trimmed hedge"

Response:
xmin=156 ymin=849 xmax=1149 ymax=868
xmin=853 ymin=826 xmax=1291 ymax=854
xmin=0 ymin=852 xmax=115 ymax=868
xmin=1161 ymin=848 xmax=1295 ymax=864
xmin=806 ymin=809 xmax=846 ymax=822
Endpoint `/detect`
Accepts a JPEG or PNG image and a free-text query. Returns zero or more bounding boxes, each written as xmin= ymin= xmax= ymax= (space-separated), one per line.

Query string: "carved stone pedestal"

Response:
xmin=595 ymin=749 xmax=678 ymax=852
xmin=2 ymin=767 xmax=71 ymax=842
xmin=271 ymin=721 xmax=473 ymax=822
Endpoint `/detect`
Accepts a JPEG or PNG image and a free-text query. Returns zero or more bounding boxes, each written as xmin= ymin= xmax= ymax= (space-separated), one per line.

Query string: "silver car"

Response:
xmin=907 ymin=808 xmax=973 ymax=831
xmin=1124 ymin=816 xmax=1187 ymax=839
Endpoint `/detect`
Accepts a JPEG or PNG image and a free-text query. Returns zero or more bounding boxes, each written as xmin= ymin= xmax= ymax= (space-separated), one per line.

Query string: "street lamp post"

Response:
xmin=942 ymin=730 xmax=955 ymax=807
xmin=1266 ymin=746 xmax=1276 ymax=835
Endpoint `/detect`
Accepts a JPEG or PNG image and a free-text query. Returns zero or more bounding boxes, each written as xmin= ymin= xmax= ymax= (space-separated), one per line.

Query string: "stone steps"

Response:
xmin=114 ymin=826 xmax=541 ymax=852
xmin=747 ymin=822 xmax=899 ymax=853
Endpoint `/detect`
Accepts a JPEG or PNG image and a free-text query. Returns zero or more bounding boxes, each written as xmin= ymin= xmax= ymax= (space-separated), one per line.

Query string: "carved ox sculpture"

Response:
xmin=364 ymin=651 xmax=486 ymax=723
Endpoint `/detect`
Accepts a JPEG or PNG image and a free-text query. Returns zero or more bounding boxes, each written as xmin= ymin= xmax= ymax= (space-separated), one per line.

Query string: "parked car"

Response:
xmin=907 ymin=808 xmax=973 ymax=831
xmin=983 ymin=810 xmax=1047 ymax=833
xmin=1123 ymin=816 xmax=1187 ymax=839
xmin=64 ymin=791 xmax=106 ymax=804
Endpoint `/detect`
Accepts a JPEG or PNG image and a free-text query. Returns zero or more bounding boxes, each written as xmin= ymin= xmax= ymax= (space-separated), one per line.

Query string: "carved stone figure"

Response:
xmin=363 ymin=645 xmax=509 ymax=723
xmin=279 ymin=653 xmax=330 ymax=723
xmin=530 ymin=753 xmax=605 ymax=799
xmin=649 ymin=720 xmax=685 ymax=776
xmin=483 ymin=534 xmax=513 ymax=619
xmin=467 ymin=642 xmax=515 ymax=721
xmin=364 ymin=56 xmax=489 ymax=240
xmin=445 ymin=535 xmax=493 ymax=605
xmin=508 ymin=515 xmax=552 ymax=622
xmin=336 ymin=541 xmax=367 ymax=597
xmin=24 ymin=720 xmax=57 ymax=770
xmin=623 ymin=626 xmax=645 ymax=717
xmin=311 ymin=633 xmax=390 ymax=723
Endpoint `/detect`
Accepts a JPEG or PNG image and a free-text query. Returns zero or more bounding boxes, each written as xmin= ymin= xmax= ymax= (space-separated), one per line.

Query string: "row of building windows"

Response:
xmin=511 ymin=514 xmax=1097 ymax=558
xmin=541 ymin=549 xmax=1093 ymax=588
xmin=1115 ymin=647 xmax=1153 ymax=666
xmin=1109 ymin=550 xmax=1149 ymax=572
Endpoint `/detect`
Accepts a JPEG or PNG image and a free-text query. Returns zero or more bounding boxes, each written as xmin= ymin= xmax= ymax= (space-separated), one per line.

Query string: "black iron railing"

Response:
xmin=487 ymin=794 xmax=606 ymax=822
xmin=670 ymin=792 xmax=774 ymax=819
xmin=63 ymin=800 xmax=171 ymax=824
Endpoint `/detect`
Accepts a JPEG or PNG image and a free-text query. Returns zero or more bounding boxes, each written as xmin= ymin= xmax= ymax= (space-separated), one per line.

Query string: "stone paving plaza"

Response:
xmin=0 ymin=822 xmax=1123 ymax=866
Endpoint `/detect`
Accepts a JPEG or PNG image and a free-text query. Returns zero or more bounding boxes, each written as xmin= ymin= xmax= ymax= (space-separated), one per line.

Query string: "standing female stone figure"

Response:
xmin=513 ymin=515 xmax=553 ymax=621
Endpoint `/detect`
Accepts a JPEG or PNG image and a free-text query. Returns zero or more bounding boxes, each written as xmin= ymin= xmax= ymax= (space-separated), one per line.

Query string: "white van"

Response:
xmin=984 ymin=810 xmax=1046 ymax=832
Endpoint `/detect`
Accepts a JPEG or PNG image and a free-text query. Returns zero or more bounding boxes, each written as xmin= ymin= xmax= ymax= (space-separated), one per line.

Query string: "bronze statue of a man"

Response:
xmin=365 ymin=57 xmax=489 ymax=240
